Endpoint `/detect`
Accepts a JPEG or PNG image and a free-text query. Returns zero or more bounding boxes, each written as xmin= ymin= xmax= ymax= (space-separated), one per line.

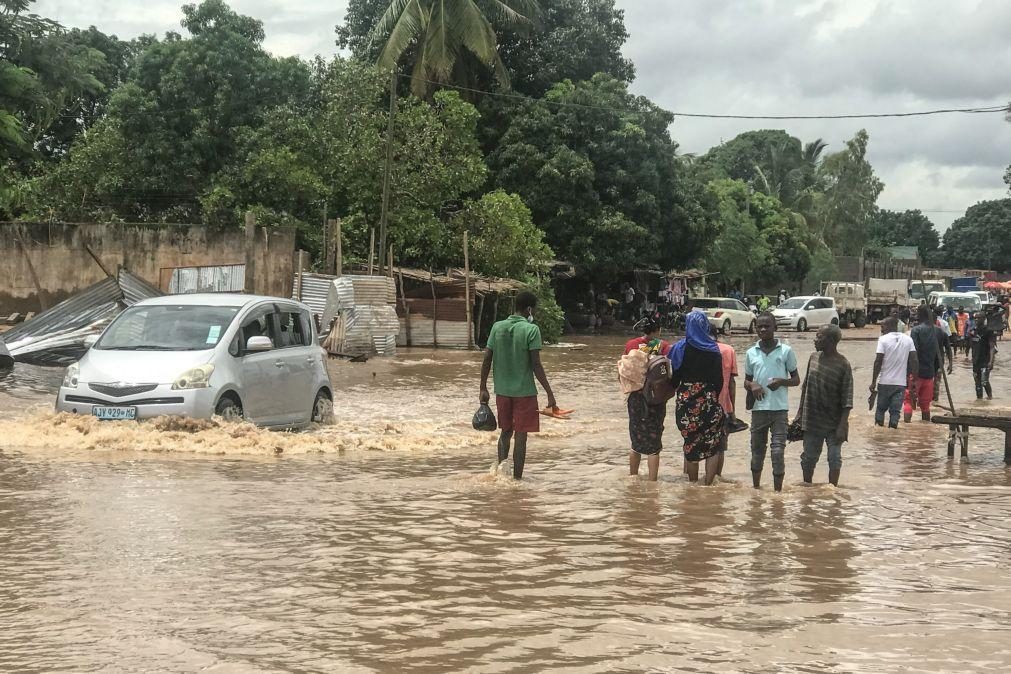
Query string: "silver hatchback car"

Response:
xmin=56 ymin=294 xmax=333 ymax=429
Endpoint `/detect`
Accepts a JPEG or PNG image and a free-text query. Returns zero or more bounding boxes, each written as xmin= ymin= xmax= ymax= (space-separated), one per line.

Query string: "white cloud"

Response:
xmin=621 ymin=0 xmax=1011 ymax=230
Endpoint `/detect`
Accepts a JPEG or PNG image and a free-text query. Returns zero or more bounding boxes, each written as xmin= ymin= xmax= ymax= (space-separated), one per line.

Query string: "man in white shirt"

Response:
xmin=870 ymin=316 xmax=918 ymax=429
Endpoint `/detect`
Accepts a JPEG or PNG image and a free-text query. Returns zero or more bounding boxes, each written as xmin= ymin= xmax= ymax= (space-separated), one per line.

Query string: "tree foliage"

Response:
xmin=453 ymin=190 xmax=552 ymax=278
xmin=495 ymin=0 xmax=633 ymax=97
xmin=703 ymin=179 xmax=812 ymax=289
xmin=0 ymin=0 xmax=109 ymax=210
xmin=940 ymin=199 xmax=1011 ymax=272
xmin=21 ymin=0 xmax=313 ymax=222
xmin=488 ymin=74 xmax=716 ymax=277
xmin=703 ymin=180 xmax=770 ymax=289
xmin=366 ymin=0 xmax=540 ymax=97
xmin=339 ymin=0 xmax=632 ymax=99
xmin=816 ymin=129 xmax=884 ymax=255
xmin=867 ymin=208 xmax=940 ymax=261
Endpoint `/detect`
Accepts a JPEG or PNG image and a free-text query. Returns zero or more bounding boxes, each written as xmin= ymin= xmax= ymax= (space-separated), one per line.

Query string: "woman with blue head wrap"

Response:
xmin=670 ymin=311 xmax=726 ymax=484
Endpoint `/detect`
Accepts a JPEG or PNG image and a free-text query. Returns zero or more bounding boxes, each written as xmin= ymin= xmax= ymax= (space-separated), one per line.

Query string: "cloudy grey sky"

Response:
xmin=38 ymin=0 xmax=1011 ymax=231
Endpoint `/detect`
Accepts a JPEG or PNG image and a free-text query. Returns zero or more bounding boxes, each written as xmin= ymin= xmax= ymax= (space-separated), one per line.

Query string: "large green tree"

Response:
xmin=703 ymin=178 xmax=812 ymax=289
xmin=452 ymin=190 xmax=551 ymax=278
xmin=867 ymin=208 xmax=940 ymax=261
xmin=20 ymin=0 xmax=312 ymax=222
xmin=1 ymin=0 xmax=106 ymax=210
xmin=338 ymin=0 xmax=631 ymax=98
xmin=487 ymin=74 xmax=717 ymax=277
xmin=204 ymin=57 xmax=490 ymax=265
xmin=703 ymin=179 xmax=770 ymax=289
xmin=816 ymin=129 xmax=884 ymax=255
xmin=366 ymin=0 xmax=540 ymax=97
xmin=697 ymin=129 xmax=827 ymax=216
xmin=940 ymin=199 xmax=1011 ymax=272
xmin=38 ymin=26 xmax=136 ymax=160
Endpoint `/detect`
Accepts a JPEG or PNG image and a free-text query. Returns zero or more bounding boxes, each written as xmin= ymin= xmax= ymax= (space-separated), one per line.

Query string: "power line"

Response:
xmin=406 ymin=74 xmax=1009 ymax=121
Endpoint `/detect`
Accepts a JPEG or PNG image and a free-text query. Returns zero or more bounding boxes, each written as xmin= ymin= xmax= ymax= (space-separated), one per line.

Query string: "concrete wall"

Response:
xmin=1 ymin=222 xmax=295 ymax=313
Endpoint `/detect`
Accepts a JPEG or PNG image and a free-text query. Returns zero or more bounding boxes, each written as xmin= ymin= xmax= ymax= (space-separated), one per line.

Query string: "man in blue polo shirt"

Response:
xmin=745 ymin=313 xmax=800 ymax=492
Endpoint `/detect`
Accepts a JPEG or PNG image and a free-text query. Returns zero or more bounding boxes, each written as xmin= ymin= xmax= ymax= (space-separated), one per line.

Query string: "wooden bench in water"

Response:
xmin=931 ymin=406 xmax=1011 ymax=464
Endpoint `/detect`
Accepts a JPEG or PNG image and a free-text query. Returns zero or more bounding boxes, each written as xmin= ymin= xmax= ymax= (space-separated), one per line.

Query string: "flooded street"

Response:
xmin=1 ymin=333 xmax=1010 ymax=672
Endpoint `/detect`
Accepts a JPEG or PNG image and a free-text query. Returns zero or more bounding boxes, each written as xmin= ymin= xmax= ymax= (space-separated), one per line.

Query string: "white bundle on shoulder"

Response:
xmin=617 ymin=348 xmax=649 ymax=394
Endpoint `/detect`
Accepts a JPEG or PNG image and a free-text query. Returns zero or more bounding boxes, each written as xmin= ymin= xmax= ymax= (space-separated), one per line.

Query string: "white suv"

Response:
xmin=772 ymin=296 xmax=839 ymax=332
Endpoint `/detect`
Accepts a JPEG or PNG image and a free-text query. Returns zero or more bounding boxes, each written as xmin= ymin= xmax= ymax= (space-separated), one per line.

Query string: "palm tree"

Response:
xmin=369 ymin=0 xmax=540 ymax=98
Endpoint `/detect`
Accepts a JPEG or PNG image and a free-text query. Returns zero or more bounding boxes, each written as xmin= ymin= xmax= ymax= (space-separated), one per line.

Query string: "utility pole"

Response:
xmin=378 ymin=70 xmax=398 ymax=277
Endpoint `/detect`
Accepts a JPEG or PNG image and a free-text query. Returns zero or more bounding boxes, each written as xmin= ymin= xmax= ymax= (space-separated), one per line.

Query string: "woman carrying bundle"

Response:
xmin=621 ymin=318 xmax=671 ymax=481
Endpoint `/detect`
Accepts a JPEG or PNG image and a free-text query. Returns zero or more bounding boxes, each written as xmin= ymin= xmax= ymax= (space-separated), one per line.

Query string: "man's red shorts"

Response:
xmin=496 ymin=395 xmax=540 ymax=433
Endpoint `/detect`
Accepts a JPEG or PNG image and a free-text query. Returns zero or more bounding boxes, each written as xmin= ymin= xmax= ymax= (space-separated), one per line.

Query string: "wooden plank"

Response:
xmin=932 ymin=415 xmax=1011 ymax=430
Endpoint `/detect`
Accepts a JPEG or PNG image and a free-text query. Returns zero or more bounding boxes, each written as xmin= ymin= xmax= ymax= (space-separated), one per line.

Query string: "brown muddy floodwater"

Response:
xmin=0 ymin=332 xmax=1009 ymax=672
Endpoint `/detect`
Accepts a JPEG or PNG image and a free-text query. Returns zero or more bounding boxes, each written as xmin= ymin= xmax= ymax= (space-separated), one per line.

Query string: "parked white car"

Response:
xmin=55 ymin=294 xmax=333 ymax=429
xmin=772 ymin=296 xmax=839 ymax=332
xmin=693 ymin=297 xmax=756 ymax=334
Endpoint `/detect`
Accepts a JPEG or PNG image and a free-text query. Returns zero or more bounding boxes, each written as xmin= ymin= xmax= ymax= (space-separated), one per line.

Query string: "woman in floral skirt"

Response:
xmin=669 ymin=311 xmax=726 ymax=485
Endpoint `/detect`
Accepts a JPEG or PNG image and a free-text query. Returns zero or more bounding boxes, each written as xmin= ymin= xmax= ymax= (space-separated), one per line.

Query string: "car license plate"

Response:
xmin=92 ymin=406 xmax=138 ymax=421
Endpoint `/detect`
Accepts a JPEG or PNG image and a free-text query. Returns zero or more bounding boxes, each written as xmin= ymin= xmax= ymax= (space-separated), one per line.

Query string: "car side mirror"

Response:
xmin=84 ymin=334 xmax=99 ymax=348
xmin=246 ymin=336 xmax=273 ymax=352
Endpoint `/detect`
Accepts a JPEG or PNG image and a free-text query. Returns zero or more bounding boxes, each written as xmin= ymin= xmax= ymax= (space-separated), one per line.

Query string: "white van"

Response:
xmin=927 ymin=292 xmax=982 ymax=313
xmin=56 ymin=294 xmax=333 ymax=429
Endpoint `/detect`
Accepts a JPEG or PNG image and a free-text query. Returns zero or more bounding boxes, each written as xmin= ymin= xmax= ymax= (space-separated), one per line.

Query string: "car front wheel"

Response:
xmin=722 ymin=320 xmax=732 ymax=335
xmin=797 ymin=318 xmax=808 ymax=332
xmin=311 ymin=390 xmax=333 ymax=424
xmin=215 ymin=396 xmax=243 ymax=422
xmin=748 ymin=320 xmax=756 ymax=334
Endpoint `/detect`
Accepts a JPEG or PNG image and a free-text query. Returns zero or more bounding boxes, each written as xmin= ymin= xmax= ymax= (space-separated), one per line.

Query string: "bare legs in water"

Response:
xmin=629 ymin=451 xmax=660 ymax=481
xmin=686 ymin=455 xmax=720 ymax=485
xmin=498 ymin=430 xmax=527 ymax=479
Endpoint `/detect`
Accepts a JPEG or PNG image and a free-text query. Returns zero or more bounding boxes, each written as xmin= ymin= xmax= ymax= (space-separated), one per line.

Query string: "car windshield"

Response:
xmin=778 ymin=298 xmax=807 ymax=310
xmin=96 ymin=305 xmax=240 ymax=351
xmin=693 ymin=299 xmax=719 ymax=309
xmin=939 ymin=295 xmax=982 ymax=311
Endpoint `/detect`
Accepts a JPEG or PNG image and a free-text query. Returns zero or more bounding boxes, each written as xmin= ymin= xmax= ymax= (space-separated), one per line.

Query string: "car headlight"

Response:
xmin=171 ymin=364 xmax=215 ymax=390
xmin=62 ymin=362 xmax=79 ymax=388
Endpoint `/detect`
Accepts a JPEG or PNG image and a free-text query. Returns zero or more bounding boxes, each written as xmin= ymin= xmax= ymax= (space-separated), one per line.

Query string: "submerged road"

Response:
xmin=0 ymin=332 xmax=1009 ymax=671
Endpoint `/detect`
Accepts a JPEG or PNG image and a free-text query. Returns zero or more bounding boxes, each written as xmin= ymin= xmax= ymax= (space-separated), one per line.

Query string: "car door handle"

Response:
xmin=274 ymin=361 xmax=285 ymax=368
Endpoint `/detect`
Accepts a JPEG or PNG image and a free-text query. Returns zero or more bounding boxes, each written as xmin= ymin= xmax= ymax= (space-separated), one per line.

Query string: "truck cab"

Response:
xmin=909 ymin=279 xmax=947 ymax=302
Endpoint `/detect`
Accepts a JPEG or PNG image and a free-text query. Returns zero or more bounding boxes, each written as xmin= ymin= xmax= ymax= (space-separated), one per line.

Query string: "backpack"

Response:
xmin=642 ymin=355 xmax=678 ymax=406
xmin=617 ymin=348 xmax=649 ymax=394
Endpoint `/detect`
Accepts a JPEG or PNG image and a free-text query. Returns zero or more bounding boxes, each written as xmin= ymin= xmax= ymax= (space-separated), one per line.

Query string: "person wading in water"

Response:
xmin=623 ymin=318 xmax=672 ymax=481
xmin=905 ymin=305 xmax=940 ymax=422
xmin=870 ymin=316 xmax=918 ymax=429
xmin=745 ymin=313 xmax=799 ymax=492
xmin=479 ymin=291 xmax=557 ymax=480
xmin=799 ymin=325 xmax=852 ymax=486
xmin=670 ymin=312 xmax=726 ymax=485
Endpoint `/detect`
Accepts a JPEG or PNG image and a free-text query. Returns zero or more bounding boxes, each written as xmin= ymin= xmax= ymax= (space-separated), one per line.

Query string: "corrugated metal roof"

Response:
xmin=3 ymin=276 xmax=121 ymax=346
xmin=119 ymin=269 xmax=164 ymax=306
xmin=292 ymin=272 xmax=336 ymax=318
xmin=5 ymin=270 xmax=164 ymax=367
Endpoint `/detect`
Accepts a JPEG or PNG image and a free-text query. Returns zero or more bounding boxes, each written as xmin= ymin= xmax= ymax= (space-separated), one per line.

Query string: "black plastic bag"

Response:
xmin=472 ymin=403 xmax=497 ymax=432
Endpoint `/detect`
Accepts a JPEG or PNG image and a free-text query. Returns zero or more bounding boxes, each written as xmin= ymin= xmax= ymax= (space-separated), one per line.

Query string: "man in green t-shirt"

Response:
xmin=479 ymin=291 xmax=557 ymax=479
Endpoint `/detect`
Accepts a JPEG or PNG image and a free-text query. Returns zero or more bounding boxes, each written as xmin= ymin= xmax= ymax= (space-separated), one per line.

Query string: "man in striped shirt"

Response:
xmin=800 ymin=325 xmax=853 ymax=486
